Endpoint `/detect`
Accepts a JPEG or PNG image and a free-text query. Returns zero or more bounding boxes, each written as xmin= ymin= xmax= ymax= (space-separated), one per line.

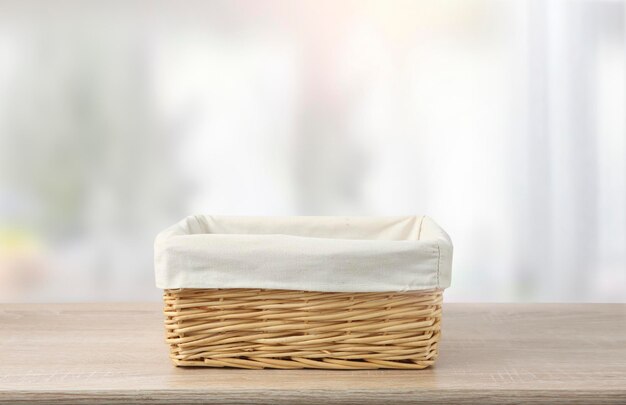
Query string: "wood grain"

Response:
xmin=0 ymin=303 xmax=624 ymax=404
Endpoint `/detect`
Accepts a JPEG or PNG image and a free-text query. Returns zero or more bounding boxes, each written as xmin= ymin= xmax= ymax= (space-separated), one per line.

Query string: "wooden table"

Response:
xmin=0 ymin=303 xmax=624 ymax=404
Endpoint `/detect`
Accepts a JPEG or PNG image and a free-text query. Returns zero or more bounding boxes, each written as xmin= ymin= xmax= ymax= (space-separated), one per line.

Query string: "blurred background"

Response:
xmin=0 ymin=0 xmax=624 ymax=302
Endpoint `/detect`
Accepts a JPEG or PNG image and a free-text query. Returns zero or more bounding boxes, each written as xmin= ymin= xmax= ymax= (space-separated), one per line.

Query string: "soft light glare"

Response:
xmin=0 ymin=0 xmax=624 ymax=302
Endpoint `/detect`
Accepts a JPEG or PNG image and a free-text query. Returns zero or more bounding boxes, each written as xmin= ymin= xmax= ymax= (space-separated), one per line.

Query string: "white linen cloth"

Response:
xmin=155 ymin=215 xmax=452 ymax=292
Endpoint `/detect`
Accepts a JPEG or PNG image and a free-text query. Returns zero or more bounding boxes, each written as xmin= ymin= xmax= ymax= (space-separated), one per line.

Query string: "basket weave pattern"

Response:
xmin=164 ymin=288 xmax=442 ymax=369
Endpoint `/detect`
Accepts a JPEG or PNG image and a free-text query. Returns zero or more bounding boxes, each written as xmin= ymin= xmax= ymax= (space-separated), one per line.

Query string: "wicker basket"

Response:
xmin=164 ymin=288 xmax=442 ymax=369
xmin=156 ymin=216 xmax=452 ymax=370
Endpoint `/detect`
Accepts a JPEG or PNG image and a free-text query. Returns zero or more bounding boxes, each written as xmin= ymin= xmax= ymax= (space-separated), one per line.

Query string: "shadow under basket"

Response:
xmin=164 ymin=288 xmax=443 ymax=370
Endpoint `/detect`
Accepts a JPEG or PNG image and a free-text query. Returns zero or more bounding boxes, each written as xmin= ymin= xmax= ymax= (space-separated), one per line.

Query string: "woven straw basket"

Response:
xmin=156 ymin=216 xmax=452 ymax=370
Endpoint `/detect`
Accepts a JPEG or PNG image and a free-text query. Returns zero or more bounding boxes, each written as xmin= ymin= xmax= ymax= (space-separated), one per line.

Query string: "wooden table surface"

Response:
xmin=0 ymin=303 xmax=624 ymax=404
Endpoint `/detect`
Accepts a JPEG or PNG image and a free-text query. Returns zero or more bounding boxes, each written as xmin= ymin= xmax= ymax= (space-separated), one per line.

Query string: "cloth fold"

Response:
xmin=155 ymin=215 xmax=452 ymax=292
